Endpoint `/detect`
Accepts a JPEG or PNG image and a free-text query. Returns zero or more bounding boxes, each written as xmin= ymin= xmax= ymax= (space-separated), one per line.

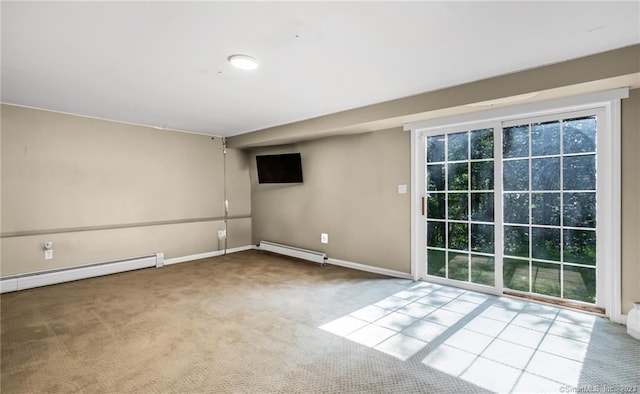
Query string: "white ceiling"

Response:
xmin=2 ymin=1 xmax=639 ymax=137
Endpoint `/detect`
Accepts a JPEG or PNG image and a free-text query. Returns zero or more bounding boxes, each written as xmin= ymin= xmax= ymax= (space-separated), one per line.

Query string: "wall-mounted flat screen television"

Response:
xmin=256 ymin=153 xmax=303 ymax=184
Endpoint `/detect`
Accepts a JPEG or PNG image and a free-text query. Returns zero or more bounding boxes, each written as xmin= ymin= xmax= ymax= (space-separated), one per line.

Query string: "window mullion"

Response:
xmin=444 ymin=136 xmax=449 ymax=279
xmin=467 ymin=132 xmax=472 ymax=283
xmin=559 ymin=118 xmax=565 ymax=299
xmin=494 ymin=123 xmax=504 ymax=292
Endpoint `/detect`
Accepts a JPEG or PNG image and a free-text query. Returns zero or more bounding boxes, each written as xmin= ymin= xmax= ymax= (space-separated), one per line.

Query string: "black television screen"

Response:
xmin=256 ymin=153 xmax=303 ymax=184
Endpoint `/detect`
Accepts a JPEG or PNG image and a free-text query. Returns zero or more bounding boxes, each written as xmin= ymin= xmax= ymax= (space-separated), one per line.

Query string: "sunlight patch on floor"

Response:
xmin=319 ymin=282 xmax=596 ymax=393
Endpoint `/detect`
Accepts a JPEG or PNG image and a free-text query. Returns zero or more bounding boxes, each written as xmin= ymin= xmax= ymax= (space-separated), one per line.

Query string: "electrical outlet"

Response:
xmin=217 ymin=230 xmax=227 ymax=239
xmin=321 ymin=233 xmax=328 ymax=244
xmin=43 ymin=241 xmax=53 ymax=260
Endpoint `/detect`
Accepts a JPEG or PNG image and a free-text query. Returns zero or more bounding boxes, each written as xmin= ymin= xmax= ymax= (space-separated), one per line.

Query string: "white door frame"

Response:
xmin=406 ymin=88 xmax=627 ymax=323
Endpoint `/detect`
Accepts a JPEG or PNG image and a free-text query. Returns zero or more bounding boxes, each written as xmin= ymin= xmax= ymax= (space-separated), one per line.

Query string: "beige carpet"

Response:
xmin=1 ymin=251 xmax=638 ymax=393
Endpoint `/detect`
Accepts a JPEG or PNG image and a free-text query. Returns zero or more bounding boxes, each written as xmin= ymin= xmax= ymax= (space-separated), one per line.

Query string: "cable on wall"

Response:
xmin=222 ymin=136 xmax=228 ymax=255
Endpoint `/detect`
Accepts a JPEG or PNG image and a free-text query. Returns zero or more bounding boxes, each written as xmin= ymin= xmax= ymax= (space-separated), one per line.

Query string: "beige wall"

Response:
xmin=250 ymin=128 xmax=411 ymax=273
xmin=248 ymin=92 xmax=640 ymax=316
xmin=225 ymin=147 xmax=253 ymax=250
xmin=1 ymin=47 xmax=637 ymax=316
xmin=234 ymin=45 xmax=639 ymax=315
xmin=1 ymin=104 xmax=251 ymax=276
xmin=621 ymin=89 xmax=640 ymax=314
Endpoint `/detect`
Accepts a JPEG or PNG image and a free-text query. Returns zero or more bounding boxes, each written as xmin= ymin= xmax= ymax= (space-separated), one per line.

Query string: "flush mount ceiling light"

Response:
xmin=228 ymin=54 xmax=258 ymax=70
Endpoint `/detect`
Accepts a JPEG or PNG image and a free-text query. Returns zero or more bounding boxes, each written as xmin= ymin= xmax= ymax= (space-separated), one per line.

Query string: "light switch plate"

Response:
xmin=398 ymin=184 xmax=407 ymax=194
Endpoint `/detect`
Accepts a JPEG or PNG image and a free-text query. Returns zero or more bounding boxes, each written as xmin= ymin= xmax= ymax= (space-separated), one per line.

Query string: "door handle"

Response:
xmin=421 ymin=196 xmax=425 ymax=216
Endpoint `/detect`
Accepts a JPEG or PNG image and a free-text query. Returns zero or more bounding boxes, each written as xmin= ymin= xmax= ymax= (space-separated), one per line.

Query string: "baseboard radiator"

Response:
xmin=258 ymin=241 xmax=326 ymax=265
xmin=0 ymin=253 xmax=163 ymax=293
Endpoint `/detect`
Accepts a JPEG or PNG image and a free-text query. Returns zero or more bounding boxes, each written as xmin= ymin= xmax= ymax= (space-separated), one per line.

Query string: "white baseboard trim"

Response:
xmin=163 ymin=245 xmax=254 ymax=266
xmin=258 ymin=241 xmax=326 ymax=264
xmin=0 ymin=278 xmax=18 ymax=293
xmin=0 ymin=246 xmax=254 ymax=293
xmin=0 ymin=255 xmax=158 ymax=293
xmin=326 ymin=257 xmax=412 ymax=280
xmin=155 ymin=252 xmax=164 ymax=268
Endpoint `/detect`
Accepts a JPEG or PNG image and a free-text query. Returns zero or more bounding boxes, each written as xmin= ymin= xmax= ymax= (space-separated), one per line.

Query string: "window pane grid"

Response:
xmin=426 ymin=129 xmax=495 ymax=286
xmin=502 ymin=114 xmax=597 ymax=304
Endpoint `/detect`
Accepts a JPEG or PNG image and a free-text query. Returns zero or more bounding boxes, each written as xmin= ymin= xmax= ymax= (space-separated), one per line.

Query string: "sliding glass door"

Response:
xmin=501 ymin=112 xmax=598 ymax=303
xmin=418 ymin=107 xmax=607 ymax=308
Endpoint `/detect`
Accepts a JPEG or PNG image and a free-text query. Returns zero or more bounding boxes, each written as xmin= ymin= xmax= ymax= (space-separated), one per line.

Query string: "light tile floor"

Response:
xmin=320 ymin=281 xmax=640 ymax=393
